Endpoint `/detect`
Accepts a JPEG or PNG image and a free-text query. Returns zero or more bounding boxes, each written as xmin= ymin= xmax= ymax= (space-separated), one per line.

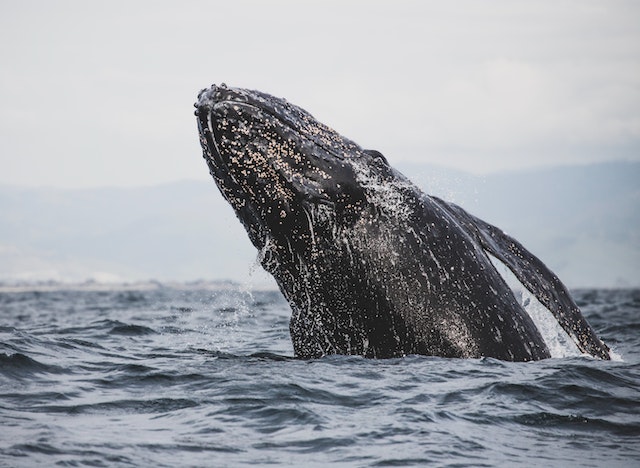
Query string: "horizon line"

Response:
xmin=1 ymin=159 xmax=637 ymax=192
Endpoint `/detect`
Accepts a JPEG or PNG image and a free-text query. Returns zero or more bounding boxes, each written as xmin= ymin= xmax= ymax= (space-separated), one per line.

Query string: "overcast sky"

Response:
xmin=1 ymin=1 xmax=638 ymax=189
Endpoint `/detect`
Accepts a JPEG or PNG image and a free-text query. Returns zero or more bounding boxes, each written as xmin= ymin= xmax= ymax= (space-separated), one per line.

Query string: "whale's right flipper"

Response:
xmin=432 ymin=197 xmax=611 ymax=360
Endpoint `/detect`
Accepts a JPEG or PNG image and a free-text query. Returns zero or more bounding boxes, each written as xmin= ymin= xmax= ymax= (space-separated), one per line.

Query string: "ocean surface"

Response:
xmin=0 ymin=286 xmax=638 ymax=467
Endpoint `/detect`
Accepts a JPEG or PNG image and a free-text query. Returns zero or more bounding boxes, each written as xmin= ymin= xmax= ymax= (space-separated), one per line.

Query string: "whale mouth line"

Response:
xmin=211 ymin=99 xmax=260 ymax=114
xmin=199 ymin=95 xmax=291 ymax=134
xmin=200 ymin=103 xmax=241 ymax=191
xmin=199 ymin=92 xmax=354 ymax=164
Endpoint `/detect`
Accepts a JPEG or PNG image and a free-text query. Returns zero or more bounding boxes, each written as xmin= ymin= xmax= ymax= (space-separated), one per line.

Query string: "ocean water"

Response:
xmin=0 ymin=286 xmax=638 ymax=467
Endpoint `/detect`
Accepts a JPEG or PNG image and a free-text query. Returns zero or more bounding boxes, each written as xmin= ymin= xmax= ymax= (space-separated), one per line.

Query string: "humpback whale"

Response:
xmin=194 ymin=83 xmax=610 ymax=361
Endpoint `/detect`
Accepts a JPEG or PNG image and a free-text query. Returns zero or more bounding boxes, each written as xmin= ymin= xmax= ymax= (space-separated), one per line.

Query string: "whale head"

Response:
xmin=194 ymin=84 xmax=391 ymax=255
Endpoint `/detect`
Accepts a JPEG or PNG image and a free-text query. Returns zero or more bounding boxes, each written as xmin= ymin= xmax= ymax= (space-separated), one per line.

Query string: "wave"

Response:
xmin=0 ymin=352 xmax=65 ymax=378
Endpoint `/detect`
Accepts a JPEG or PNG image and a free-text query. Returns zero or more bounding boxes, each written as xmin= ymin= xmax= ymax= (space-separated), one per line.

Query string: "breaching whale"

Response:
xmin=194 ymin=83 xmax=611 ymax=361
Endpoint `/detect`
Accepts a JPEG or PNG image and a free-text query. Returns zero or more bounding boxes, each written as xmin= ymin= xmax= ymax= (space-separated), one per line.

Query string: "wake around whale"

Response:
xmin=194 ymin=83 xmax=611 ymax=361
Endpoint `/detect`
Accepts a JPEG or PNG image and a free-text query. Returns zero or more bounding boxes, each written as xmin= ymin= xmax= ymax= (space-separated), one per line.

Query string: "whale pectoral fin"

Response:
xmin=432 ymin=197 xmax=611 ymax=360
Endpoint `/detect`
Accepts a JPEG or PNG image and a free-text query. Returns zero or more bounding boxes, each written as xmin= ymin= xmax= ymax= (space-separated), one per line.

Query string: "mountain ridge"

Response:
xmin=1 ymin=161 xmax=638 ymax=288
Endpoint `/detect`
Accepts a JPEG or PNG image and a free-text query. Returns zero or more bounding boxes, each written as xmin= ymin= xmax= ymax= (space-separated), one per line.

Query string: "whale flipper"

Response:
xmin=432 ymin=196 xmax=611 ymax=359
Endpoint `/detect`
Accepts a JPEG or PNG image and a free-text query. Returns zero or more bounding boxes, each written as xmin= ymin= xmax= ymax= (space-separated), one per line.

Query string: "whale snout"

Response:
xmin=194 ymin=83 xmax=231 ymax=116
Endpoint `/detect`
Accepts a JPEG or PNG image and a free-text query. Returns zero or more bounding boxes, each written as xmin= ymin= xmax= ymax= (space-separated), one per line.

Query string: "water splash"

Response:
xmin=517 ymin=288 xmax=582 ymax=358
xmin=488 ymin=254 xmax=582 ymax=358
xmin=352 ymin=159 xmax=413 ymax=221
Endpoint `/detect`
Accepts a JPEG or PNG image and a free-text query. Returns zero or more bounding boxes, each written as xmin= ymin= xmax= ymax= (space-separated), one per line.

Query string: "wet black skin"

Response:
xmin=194 ymin=84 xmax=611 ymax=361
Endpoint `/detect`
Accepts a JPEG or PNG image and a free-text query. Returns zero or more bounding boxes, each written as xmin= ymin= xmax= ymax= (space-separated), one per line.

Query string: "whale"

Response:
xmin=194 ymin=83 xmax=611 ymax=361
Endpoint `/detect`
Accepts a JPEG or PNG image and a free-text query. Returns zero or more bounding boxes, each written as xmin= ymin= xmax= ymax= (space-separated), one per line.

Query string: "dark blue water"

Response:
xmin=1 ymin=286 xmax=638 ymax=467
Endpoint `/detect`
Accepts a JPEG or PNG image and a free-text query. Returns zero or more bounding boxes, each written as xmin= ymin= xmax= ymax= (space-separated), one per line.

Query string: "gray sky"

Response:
xmin=1 ymin=0 xmax=639 ymax=188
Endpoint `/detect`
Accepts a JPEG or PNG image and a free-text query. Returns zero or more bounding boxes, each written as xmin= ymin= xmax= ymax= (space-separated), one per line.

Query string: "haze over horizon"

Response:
xmin=1 ymin=1 xmax=639 ymax=189
xmin=1 ymin=161 xmax=638 ymax=288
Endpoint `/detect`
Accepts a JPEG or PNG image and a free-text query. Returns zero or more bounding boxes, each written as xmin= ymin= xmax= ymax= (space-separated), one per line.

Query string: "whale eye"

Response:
xmin=363 ymin=149 xmax=389 ymax=166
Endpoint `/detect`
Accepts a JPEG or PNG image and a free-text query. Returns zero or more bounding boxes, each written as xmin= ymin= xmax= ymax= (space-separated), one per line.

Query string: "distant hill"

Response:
xmin=0 ymin=161 xmax=638 ymax=288
xmin=0 ymin=181 xmax=258 ymax=285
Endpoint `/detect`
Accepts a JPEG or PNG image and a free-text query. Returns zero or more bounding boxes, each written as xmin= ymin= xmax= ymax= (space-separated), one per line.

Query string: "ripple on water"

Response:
xmin=0 ymin=288 xmax=638 ymax=467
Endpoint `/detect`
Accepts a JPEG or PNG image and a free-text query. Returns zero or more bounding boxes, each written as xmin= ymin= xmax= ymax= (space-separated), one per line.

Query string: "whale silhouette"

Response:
xmin=194 ymin=83 xmax=610 ymax=361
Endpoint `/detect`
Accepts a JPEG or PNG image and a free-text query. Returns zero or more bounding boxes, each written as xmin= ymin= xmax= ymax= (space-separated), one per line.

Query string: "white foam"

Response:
xmin=352 ymin=159 xmax=413 ymax=221
xmin=608 ymin=346 xmax=624 ymax=362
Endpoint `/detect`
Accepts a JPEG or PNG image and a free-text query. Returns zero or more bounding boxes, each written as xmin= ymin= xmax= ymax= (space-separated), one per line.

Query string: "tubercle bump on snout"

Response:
xmin=194 ymin=85 xmax=216 ymax=114
xmin=194 ymin=83 xmax=235 ymax=117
